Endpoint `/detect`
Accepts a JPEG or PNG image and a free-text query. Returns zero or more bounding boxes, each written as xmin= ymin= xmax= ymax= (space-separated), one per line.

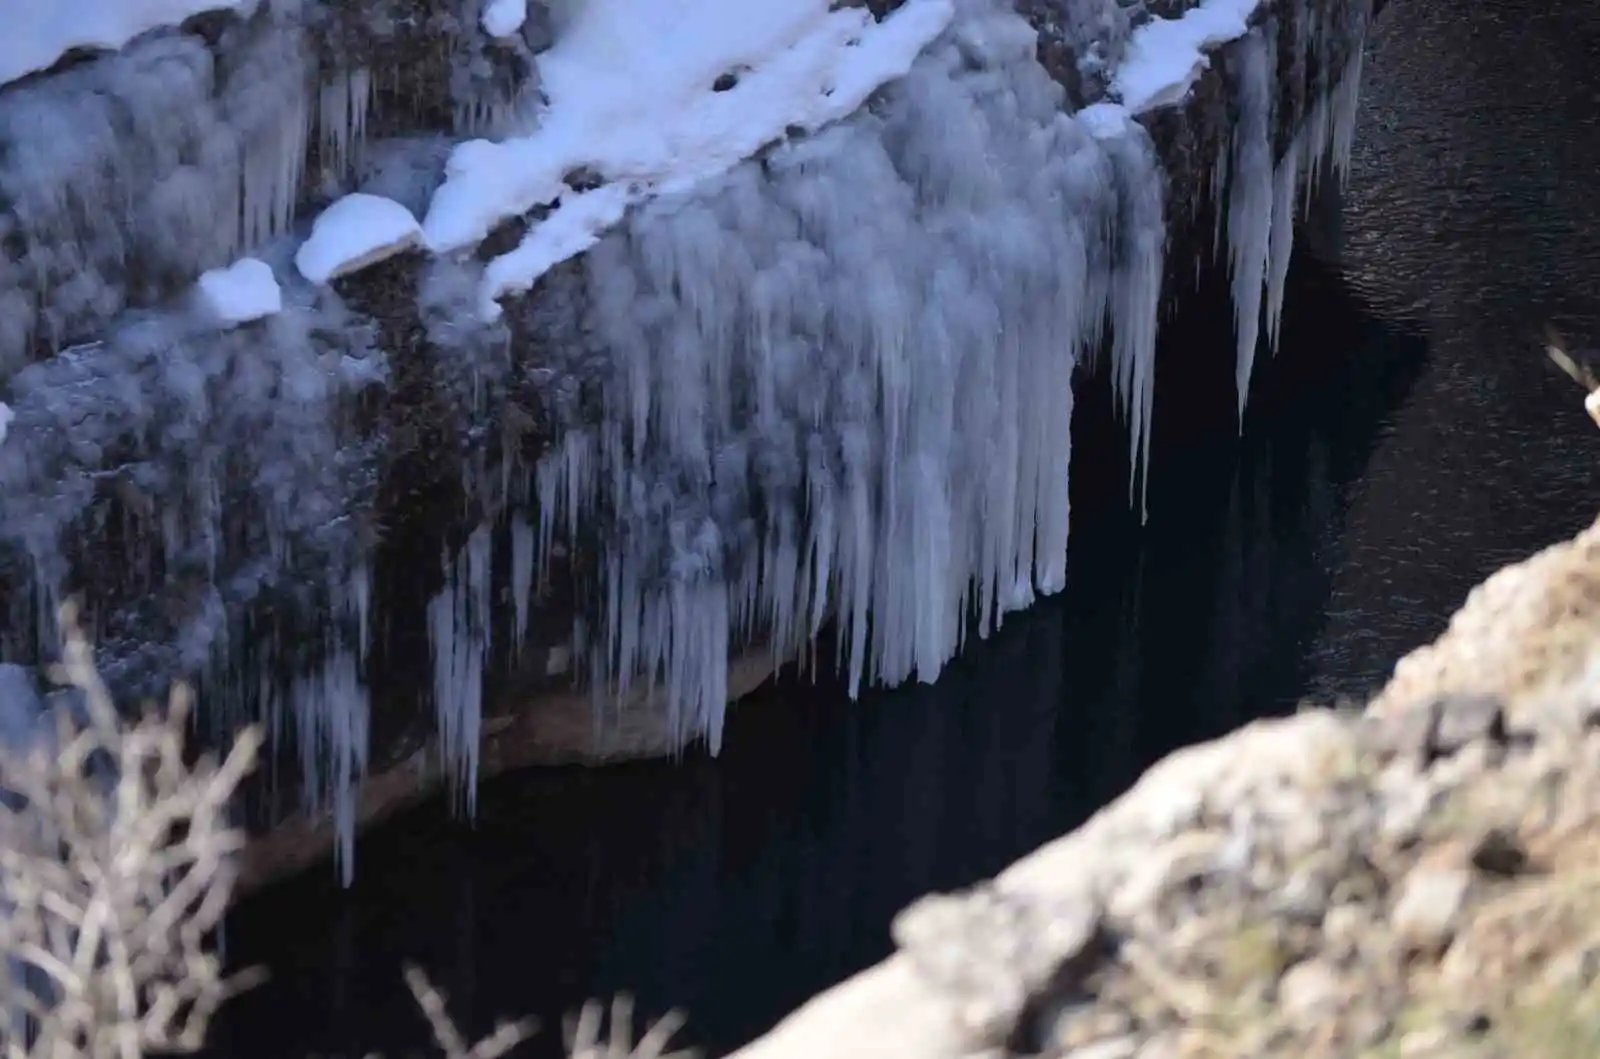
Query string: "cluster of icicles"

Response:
xmin=0 ymin=0 xmax=1368 ymax=882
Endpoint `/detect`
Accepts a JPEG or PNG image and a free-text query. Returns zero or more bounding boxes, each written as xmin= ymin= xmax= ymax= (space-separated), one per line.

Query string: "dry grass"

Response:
xmin=0 ymin=604 xmax=696 ymax=1059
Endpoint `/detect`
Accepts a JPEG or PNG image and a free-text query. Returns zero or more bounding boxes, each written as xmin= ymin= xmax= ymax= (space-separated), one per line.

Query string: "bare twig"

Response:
xmin=0 ymin=603 xmax=262 ymax=1059
xmin=403 ymin=965 xmax=535 ymax=1059
xmin=563 ymin=996 xmax=694 ymax=1059
xmin=1543 ymin=323 xmax=1600 ymax=428
xmin=0 ymin=603 xmax=694 ymax=1059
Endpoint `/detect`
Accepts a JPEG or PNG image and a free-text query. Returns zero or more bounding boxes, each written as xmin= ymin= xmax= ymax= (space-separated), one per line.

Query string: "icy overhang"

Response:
xmin=3 ymin=0 xmax=255 ymax=87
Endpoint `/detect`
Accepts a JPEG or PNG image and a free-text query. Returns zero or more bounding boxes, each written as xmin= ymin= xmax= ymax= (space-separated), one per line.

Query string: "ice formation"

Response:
xmin=1221 ymin=23 xmax=1275 ymax=416
xmin=0 ymin=0 xmax=1374 ymax=879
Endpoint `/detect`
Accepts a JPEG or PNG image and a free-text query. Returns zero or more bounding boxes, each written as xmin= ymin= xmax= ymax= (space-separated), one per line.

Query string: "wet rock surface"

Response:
xmin=734 ymin=513 xmax=1600 ymax=1059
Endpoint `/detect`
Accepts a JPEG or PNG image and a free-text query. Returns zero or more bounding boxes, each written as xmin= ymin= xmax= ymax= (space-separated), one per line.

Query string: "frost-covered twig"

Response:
xmin=402 ymin=967 xmax=696 ymax=1059
xmin=1543 ymin=323 xmax=1600 ymax=428
xmin=403 ymin=964 xmax=536 ymax=1059
xmin=563 ymin=995 xmax=693 ymax=1059
xmin=0 ymin=604 xmax=690 ymax=1059
xmin=0 ymin=602 xmax=264 ymax=1059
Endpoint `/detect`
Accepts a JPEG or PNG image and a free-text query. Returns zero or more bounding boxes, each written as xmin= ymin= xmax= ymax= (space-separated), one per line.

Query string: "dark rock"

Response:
xmin=1361 ymin=692 xmax=1509 ymax=767
xmin=1431 ymin=693 xmax=1508 ymax=758
xmin=1469 ymin=828 xmax=1531 ymax=879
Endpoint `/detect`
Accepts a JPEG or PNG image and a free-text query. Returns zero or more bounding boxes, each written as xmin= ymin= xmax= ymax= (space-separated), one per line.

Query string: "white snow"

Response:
xmin=423 ymin=0 xmax=956 ymax=317
xmin=3 ymin=0 xmax=254 ymax=88
xmin=294 ymin=193 xmax=423 ymax=285
xmin=0 ymin=403 xmax=12 ymax=448
xmin=482 ymin=0 xmax=530 ymax=39
xmin=1113 ymin=0 xmax=1261 ymax=112
xmin=196 ymin=257 xmax=282 ymax=324
xmin=424 ymin=0 xmax=1270 ymax=317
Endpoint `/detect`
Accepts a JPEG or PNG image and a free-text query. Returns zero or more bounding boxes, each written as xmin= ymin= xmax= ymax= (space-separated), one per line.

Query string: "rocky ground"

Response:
xmin=735 ymin=513 xmax=1600 ymax=1059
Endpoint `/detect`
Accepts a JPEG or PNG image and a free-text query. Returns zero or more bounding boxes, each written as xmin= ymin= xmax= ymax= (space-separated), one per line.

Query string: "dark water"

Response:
xmin=1302 ymin=0 xmax=1600 ymax=690
xmin=209 ymin=1 xmax=1600 ymax=1056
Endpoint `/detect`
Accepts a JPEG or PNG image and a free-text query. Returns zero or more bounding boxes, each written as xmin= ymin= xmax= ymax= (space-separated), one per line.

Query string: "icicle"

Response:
xmin=318 ymin=66 xmax=372 ymax=180
xmin=511 ymin=513 xmax=535 ymax=657
xmin=428 ymin=524 xmax=492 ymax=814
xmin=454 ymin=94 xmax=523 ymax=139
xmin=286 ymin=566 xmax=373 ymax=886
xmin=1298 ymin=91 xmax=1334 ymax=217
xmin=1224 ymin=27 xmax=1276 ymax=422
xmin=523 ymin=6 xmax=1172 ymax=747
xmin=1099 ymin=120 xmax=1165 ymax=522
xmin=240 ymin=61 xmax=310 ymax=250
xmin=1264 ymin=133 xmax=1300 ymax=354
xmin=1330 ymin=49 xmax=1366 ymax=187
xmin=290 ymin=642 xmax=368 ymax=885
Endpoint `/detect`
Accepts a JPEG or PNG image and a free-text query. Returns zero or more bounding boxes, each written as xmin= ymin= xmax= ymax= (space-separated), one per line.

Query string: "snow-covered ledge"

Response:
xmin=2 ymin=0 xmax=251 ymax=86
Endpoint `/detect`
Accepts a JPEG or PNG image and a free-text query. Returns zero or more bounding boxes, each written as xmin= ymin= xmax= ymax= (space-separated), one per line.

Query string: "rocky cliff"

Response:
xmin=731 ymin=512 xmax=1600 ymax=1059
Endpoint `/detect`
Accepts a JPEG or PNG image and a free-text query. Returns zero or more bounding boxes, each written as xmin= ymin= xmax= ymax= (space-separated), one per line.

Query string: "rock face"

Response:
xmin=733 ymin=514 xmax=1600 ymax=1059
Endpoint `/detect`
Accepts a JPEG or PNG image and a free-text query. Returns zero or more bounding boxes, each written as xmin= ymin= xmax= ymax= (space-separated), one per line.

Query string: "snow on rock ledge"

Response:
xmin=482 ymin=0 xmax=531 ymax=38
xmin=2 ymin=0 xmax=252 ymax=87
xmin=422 ymin=0 xmax=1279 ymax=322
xmin=295 ymin=193 xmax=423 ymax=285
xmin=196 ymin=257 xmax=283 ymax=324
xmin=1113 ymin=0 xmax=1260 ymax=111
xmin=423 ymin=0 xmax=958 ymax=317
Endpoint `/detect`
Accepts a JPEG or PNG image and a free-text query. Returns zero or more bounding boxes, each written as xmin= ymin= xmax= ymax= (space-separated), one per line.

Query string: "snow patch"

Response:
xmin=3 ymin=0 xmax=254 ymax=88
xmin=482 ymin=0 xmax=530 ymax=39
xmin=196 ymin=257 xmax=282 ymax=324
xmin=0 ymin=403 xmax=11 ymax=448
xmin=1113 ymin=0 xmax=1260 ymax=112
xmin=295 ymin=193 xmax=423 ymax=285
xmin=423 ymin=0 xmax=955 ymax=317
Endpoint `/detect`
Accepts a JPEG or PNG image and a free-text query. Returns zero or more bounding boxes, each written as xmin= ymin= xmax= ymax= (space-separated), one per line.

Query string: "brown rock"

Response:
xmin=1390 ymin=867 xmax=1472 ymax=957
xmin=1277 ymin=959 xmax=1344 ymax=1026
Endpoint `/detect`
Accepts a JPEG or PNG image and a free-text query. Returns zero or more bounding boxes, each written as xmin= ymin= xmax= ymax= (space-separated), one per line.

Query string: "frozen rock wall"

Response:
xmin=0 ymin=0 xmax=1374 ymax=879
